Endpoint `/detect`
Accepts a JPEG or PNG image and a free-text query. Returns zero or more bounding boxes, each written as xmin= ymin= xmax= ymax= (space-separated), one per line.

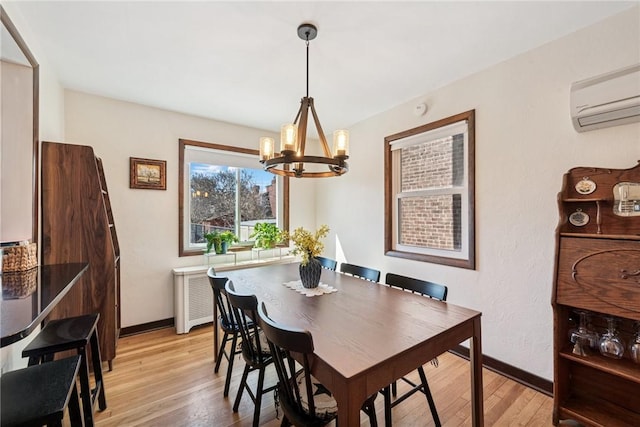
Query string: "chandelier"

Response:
xmin=259 ymin=23 xmax=349 ymax=178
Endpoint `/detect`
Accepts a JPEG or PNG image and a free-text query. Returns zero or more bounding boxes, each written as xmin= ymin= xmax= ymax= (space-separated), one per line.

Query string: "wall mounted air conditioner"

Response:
xmin=571 ymin=63 xmax=640 ymax=132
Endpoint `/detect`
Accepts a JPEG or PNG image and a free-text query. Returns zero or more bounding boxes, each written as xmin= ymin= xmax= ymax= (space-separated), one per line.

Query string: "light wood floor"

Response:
xmin=93 ymin=325 xmax=554 ymax=426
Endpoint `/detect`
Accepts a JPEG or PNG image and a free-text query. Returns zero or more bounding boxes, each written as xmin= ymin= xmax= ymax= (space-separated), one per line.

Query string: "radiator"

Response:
xmin=174 ymin=270 xmax=214 ymax=334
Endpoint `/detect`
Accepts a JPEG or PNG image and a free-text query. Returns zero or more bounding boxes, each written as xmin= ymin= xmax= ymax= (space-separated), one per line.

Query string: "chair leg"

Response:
xmin=214 ymin=331 xmax=230 ymax=373
xmin=365 ymin=397 xmax=378 ymax=427
xmin=90 ymin=330 xmax=107 ymax=411
xmin=233 ymin=364 xmax=250 ymax=412
xmin=417 ymin=367 xmax=441 ymax=427
xmin=78 ymin=346 xmax=94 ymax=427
xmin=68 ymin=382 xmax=83 ymax=427
xmin=252 ymin=367 xmax=266 ymax=427
xmin=391 ymin=380 xmax=397 ymax=397
xmin=223 ymin=332 xmax=239 ymax=397
xmin=382 ymin=386 xmax=392 ymax=427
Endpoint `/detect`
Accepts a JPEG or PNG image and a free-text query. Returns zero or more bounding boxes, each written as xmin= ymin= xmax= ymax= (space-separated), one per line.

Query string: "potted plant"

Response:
xmin=204 ymin=231 xmax=221 ymax=255
xmin=249 ymin=222 xmax=284 ymax=249
xmin=284 ymin=224 xmax=329 ymax=288
xmin=204 ymin=230 xmax=238 ymax=255
xmin=218 ymin=231 xmax=238 ymax=254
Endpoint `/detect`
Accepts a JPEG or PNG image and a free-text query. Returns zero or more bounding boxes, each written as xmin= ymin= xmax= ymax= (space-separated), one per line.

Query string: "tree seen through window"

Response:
xmin=189 ymin=164 xmax=276 ymax=245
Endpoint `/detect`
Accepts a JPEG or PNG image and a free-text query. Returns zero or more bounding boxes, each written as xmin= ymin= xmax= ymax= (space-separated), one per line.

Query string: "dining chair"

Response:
xmin=207 ymin=267 xmax=241 ymax=397
xmin=315 ymin=256 xmax=337 ymax=271
xmin=340 ymin=262 xmax=381 ymax=282
xmin=225 ymin=281 xmax=277 ymax=427
xmin=257 ymin=301 xmax=379 ymax=427
xmin=381 ymin=272 xmax=448 ymax=427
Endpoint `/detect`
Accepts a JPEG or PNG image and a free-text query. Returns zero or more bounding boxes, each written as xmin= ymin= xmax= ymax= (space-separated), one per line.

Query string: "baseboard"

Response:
xmin=120 ymin=318 xmax=175 ymax=337
xmin=450 ymin=345 xmax=553 ymax=396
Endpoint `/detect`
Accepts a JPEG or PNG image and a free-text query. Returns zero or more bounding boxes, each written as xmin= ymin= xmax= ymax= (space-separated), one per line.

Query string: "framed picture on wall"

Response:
xmin=129 ymin=157 xmax=166 ymax=190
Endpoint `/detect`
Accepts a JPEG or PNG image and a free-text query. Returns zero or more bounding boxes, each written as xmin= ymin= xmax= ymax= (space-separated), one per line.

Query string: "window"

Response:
xmin=179 ymin=139 xmax=289 ymax=256
xmin=384 ymin=110 xmax=475 ymax=269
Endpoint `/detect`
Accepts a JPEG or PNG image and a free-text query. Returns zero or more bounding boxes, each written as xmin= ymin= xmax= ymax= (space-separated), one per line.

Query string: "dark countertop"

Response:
xmin=1 ymin=263 xmax=88 ymax=347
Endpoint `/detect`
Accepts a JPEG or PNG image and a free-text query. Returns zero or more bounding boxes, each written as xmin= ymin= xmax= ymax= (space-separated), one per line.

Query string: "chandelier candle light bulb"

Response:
xmin=281 ymin=124 xmax=298 ymax=153
xmin=333 ymin=130 xmax=349 ymax=158
xmin=259 ymin=137 xmax=274 ymax=160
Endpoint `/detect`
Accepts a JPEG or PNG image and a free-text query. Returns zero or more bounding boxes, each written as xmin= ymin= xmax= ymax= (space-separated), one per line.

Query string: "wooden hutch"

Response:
xmin=41 ymin=141 xmax=121 ymax=369
xmin=552 ymin=162 xmax=640 ymax=426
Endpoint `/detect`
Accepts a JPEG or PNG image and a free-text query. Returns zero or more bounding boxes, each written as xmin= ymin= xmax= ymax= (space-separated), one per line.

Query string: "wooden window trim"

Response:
xmin=384 ymin=110 xmax=475 ymax=269
xmin=178 ymin=138 xmax=289 ymax=257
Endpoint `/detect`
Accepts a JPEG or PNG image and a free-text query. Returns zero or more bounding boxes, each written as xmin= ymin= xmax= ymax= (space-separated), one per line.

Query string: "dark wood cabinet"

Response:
xmin=41 ymin=141 xmax=120 ymax=368
xmin=552 ymin=163 xmax=640 ymax=427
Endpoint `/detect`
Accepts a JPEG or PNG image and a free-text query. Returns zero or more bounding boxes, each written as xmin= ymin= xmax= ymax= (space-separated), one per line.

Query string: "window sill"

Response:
xmin=173 ymin=254 xmax=297 ymax=276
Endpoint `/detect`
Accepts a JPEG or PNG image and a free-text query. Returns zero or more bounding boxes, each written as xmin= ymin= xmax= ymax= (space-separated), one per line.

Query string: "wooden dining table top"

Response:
xmin=224 ymin=262 xmax=484 ymax=426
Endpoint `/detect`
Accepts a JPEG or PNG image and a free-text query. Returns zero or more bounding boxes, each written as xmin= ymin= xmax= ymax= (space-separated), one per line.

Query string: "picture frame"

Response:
xmin=130 ymin=157 xmax=166 ymax=190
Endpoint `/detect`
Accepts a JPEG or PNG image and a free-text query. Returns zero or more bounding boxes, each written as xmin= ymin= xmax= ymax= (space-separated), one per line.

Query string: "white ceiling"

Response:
xmin=7 ymin=1 xmax=637 ymax=134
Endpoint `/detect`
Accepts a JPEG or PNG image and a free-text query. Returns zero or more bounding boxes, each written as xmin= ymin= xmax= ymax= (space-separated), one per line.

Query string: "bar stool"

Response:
xmin=22 ymin=313 xmax=107 ymax=427
xmin=1 ymin=355 xmax=83 ymax=427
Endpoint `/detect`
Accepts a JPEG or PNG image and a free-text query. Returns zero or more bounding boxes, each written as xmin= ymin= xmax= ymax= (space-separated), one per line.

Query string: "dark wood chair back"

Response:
xmin=224 ymin=282 xmax=270 ymax=366
xmin=257 ymin=302 xmax=335 ymax=426
xmin=340 ymin=262 xmax=381 ymax=282
xmin=385 ymin=272 xmax=448 ymax=301
xmin=207 ymin=267 xmax=236 ymax=330
xmin=316 ymin=256 xmax=337 ymax=271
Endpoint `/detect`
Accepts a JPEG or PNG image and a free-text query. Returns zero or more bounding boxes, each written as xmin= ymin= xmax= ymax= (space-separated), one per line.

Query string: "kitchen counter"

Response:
xmin=1 ymin=263 xmax=88 ymax=347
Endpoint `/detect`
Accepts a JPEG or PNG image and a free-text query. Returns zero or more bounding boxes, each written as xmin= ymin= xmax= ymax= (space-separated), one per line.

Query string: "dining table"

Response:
xmin=223 ymin=262 xmax=484 ymax=426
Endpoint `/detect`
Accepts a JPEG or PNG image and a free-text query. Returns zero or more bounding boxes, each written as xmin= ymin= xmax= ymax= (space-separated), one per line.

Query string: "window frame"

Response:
xmin=178 ymin=138 xmax=289 ymax=257
xmin=384 ymin=110 xmax=475 ymax=269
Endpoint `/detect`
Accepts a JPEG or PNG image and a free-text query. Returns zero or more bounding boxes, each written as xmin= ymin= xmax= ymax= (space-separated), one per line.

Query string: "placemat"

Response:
xmin=283 ymin=280 xmax=338 ymax=297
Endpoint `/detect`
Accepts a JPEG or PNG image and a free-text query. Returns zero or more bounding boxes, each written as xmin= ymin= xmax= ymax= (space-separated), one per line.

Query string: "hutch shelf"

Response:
xmin=552 ymin=162 xmax=640 ymax=427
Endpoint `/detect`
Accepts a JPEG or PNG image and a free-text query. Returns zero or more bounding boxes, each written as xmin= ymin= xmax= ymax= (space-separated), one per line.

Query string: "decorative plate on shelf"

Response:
xmin=575 ymin=177 xmax=596 ymax=195
xmin=569 ymin=209 xmax=590 ymax=227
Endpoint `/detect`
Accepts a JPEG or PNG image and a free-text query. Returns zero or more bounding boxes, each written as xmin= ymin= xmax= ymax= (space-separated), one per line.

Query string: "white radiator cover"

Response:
xmin=173 ymin=258 xmax=295 ymax=334
xmin=173 ymin=268 xmax=214 ymax=334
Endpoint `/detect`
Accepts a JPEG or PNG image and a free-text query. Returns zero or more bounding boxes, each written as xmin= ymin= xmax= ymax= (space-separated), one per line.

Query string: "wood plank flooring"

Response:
xmin=94 ymin=325 xmax=554 ymax=426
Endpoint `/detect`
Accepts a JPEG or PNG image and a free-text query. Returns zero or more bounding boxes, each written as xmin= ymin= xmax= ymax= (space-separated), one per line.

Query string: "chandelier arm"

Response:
xmin=293 ymin=99 xmax=303 ymax=126
xmin=297 ymin=97 xmax=311 ymax=157
xmin=308 ymin=99 xmax=333 ymax=157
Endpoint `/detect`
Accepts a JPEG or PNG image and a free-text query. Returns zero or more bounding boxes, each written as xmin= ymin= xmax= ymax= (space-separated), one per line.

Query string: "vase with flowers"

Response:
xmin=285 ymin=224 xmax=329 ymax=288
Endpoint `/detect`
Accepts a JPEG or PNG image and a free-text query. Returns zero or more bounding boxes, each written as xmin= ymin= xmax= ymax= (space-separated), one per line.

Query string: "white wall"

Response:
xmin=64 ymin=92 xmax=315 ymax=327
xmin=316 ymin=7 xmax=640 ymax=381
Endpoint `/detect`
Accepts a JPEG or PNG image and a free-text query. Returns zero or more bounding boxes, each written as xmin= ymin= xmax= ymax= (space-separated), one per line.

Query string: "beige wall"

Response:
xmin=64 ymin=92 xmax=316 ymax=327
xmin=316 ymin=7 xmax=640 ymax=380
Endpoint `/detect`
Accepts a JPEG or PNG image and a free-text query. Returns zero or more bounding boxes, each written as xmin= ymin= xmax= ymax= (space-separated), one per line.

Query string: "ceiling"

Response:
xmin=7 ymin=1 xmax=637 ymax=134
